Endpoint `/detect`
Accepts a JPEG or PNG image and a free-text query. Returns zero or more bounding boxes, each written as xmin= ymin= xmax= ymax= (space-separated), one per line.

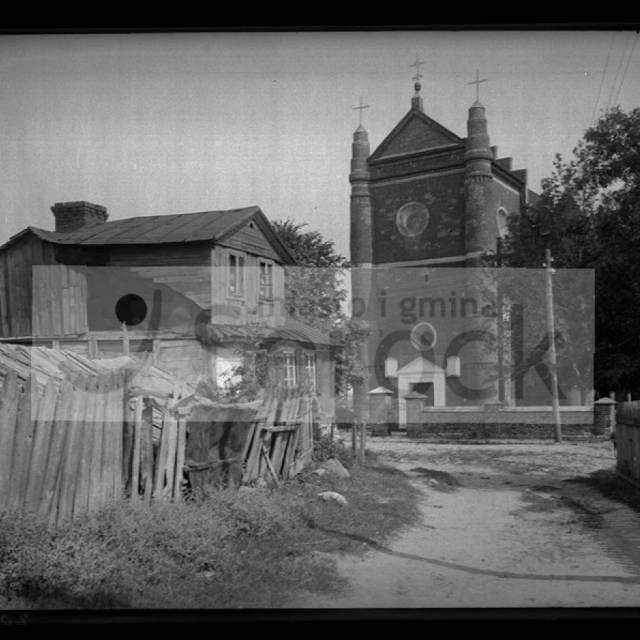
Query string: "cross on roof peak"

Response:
xmin=468 ymin=69 xmax=488 ymax=102
xmin=352 ymin=96 xmax=371 ymax=126
xmin=410 ymin=55 xmax=426 ymax=84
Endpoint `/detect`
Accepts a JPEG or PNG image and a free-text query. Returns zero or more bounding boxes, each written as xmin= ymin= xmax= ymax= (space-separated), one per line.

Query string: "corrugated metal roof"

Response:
xmin=0 ymin=206 xmax=296 ymax=265
xmin=28 ymin=207 xmax=259 ymax=246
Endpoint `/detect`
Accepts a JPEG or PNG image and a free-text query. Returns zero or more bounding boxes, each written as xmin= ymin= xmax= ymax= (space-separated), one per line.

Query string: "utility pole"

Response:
xmin=545 ymin=248 xmax=562 ymax=442
xmin=496 ymin=237 xmax=504 ymax=404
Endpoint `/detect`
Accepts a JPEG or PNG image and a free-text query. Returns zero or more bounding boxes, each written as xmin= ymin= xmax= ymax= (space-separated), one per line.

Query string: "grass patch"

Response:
xmin=0 ymin=447 xmax=419 ymax=609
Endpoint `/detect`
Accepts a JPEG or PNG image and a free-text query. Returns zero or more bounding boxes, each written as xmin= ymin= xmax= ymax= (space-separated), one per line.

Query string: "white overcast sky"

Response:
xmin=1 ymin=30 xmax=639 ymax=258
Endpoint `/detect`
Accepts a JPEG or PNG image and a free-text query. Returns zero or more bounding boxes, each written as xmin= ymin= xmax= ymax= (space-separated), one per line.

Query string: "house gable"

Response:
xmin=218 ymin=216 xmax=282 ymax=262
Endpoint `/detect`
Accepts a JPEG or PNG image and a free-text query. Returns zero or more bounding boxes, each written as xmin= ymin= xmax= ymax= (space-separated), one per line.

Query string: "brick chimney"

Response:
xmin=51 ymin=201 xmax=108 ymax=233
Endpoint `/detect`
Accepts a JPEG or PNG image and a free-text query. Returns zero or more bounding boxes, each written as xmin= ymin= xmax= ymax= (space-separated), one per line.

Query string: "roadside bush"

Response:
xmin=313 ymin=433 xmax=352 ymax=467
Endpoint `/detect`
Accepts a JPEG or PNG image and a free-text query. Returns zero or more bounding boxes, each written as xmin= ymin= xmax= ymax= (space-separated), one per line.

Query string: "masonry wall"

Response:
xmin=404 ymin=407 xmax=595 ymax=439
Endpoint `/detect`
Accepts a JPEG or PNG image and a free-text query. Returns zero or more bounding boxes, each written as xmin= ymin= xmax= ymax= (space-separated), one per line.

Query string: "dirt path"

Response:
xmin=296 ymin=439 xmax=640 ymax=608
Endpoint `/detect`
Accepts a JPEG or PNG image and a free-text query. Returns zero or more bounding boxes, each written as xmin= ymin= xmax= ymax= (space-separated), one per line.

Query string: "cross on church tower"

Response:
xmin=468 ymin=69 xmax=488 ymax=102
xmin=410 ymin=55 xmax=426 ymax=84
xmin=352 ymin=96 xmax=371 ymax=126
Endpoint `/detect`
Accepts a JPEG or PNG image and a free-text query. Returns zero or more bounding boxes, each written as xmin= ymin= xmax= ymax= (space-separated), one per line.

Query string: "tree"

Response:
xmin=502 ymin=106 xmax=640 ymax=396
xmin=272 ymin=219 xmax=369 ymax=399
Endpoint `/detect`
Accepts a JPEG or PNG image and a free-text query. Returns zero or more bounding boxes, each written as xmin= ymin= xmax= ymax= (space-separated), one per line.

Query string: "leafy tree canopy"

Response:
xmin=502 ymin=107 xmax=640 ymax=395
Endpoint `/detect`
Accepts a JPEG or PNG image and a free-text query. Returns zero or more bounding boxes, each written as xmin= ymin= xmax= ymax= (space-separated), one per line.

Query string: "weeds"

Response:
xmin=0 ymin=457 xmax=419 ymax=609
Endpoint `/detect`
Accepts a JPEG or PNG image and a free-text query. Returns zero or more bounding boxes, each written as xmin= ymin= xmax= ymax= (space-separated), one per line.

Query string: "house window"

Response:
xmin=283 ymin=352 xmax=297 ymax=388
xmin=304 ymin=352 xmax=317 ymax=392
xmin=228 ymin=251 xmax=245 ymax=296
xmin=259 ymin=260 xmax=274 ymax=301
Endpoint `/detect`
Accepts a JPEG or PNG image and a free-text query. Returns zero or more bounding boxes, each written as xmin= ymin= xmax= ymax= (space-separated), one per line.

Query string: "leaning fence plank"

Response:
xmin=38 ymin=381 xmax=71 ymax=523
xmin=72 ymin=379 xmax=97 ymax=519
xmin=141 ymin=401 xmax=153 ymax=504
xmin=101 ymin=372 xmax=118 ymax=506
xmin=153 ymin=412 xmax=170 ymax=499
xmin=112 ymin=372 xmax=125 ymax=501
xmin=122 ymin=380 xmax=135 ymax=494
xmin=173 ymin=414 xmax=187 ymax=502
xmin=0 ymin=372 xmax=20 ymax=509
xmin=87 ymin=376 xmax=107 ymax=514
xmin=56 ymin=383 xmax=86 ymax=527
xmin=24 ymin=379 xmax=58 ymax=513
xmin=130 ymin=396 xmax=143 ymax=501
xmin=162 ymin=413 xmax=178 ymax=500
xmin=7 ymin=377 xmax=35 ymax=512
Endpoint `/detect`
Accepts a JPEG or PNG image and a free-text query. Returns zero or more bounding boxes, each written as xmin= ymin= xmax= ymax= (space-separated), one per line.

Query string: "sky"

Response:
xmin=1 ymin=30 xmax=639 ymax=259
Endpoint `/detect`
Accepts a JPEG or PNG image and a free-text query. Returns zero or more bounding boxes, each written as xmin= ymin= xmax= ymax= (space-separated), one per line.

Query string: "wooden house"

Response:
xmin=0 ymin=201 xmax=336 ymax=418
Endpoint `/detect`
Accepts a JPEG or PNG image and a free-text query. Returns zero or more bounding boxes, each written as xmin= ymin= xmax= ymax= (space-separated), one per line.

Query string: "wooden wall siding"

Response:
xmin=210 ymin=246 xmax=285 ymax=326
xmin=0 ymin=236 xmax=60 ymax=339
xmin=32 ymin=265 xmax=89 ymax=338
xmin=221 ymin=221 xmax=281 ymax=262
xmin=107 ymin=243 xmax=211 ymax=267
xmin=129 ymin=266 xmax=211 ymax=310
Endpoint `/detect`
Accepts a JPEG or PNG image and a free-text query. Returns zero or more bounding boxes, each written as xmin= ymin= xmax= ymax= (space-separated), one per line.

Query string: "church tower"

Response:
xmin=349 ymin=66 xmax=533 ymax=422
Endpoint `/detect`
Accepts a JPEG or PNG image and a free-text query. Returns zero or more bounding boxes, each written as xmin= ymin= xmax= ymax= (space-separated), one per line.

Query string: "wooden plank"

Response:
xmin=162 ymin=414 xmax=178 ymax=500
xmin=153 ymin=412 xmax=170 ymax=499
xmin=0 ymin=372 xmax=20 ymax=509
xmin=55 ymin=382 xmax=86 ymax=527
xmin=9 ymin=376 xmax=38 ymax=512
xmin=141 ymin=401 xmax=154 ymax=504
xmin=242 ymin=423 xmax=263 ymax=483
xmin=122 ymin=391 xmax=135 ymax=494
xmin=284 ymin=425 xmax=301 ymax=479
xmin=100 ymin=372 xmax=118 ymax=506
xmin=71 ymin=378 xmax=96 ymax=519
xmin=173 ymin=415 xmax=187 ymax=502
xmin=87 ymin=376 xmax=106 ymax=514
xmin=130 ymin=396 xmax=143 ymax=500
xmin=261 ymin=444 xmax=281 ymax=488
xmin=24 ymin=379 xmax=58 ymax=512
xmin=112 ymin=371 xmax=125 ymax=501
xmin=37 ymin=381 xmax=71 ymax=522
xmin=270 ymin=432 xmax=287 ymax=478
xmin=51 ymin=267 xmax=62 ymax=337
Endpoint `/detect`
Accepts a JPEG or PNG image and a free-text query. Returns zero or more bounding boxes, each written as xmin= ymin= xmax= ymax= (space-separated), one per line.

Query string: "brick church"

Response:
xmin=349 ymin=71 xmax=544 ymax=426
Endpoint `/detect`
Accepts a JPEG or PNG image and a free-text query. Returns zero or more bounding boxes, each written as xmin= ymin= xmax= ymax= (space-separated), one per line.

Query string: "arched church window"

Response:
xmin=496 ymin=207 xmax=509 ymax=238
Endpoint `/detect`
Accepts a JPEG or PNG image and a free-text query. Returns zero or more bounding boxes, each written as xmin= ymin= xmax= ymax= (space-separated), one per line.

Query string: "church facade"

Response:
xmin=349 ymin=78 xmax=539 ymax=426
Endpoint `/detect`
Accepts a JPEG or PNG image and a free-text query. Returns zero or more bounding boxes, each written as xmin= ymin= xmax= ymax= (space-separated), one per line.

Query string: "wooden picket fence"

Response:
xmin=616 ymin=401 xmax=640 ymax=485
xmin=0 ymin=369 xmax=126 ymax=528
xmin=123 ymin=395 xmax=187 ymax=503
xmin=0 ymin=363 xmax=317 ymax=524
xmin=241 ymin=388 xmax=315 ymax=486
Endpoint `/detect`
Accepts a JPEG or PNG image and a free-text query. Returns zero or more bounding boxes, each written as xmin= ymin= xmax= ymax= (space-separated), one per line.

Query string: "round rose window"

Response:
xmin=396 ymin=201 xmax=430 ymax=237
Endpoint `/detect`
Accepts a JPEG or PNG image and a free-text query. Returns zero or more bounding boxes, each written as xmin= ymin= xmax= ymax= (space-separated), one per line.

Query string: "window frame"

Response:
xmin=227 ymin=250 xmax=246 ymax=298
xmin=304 ymin=351 xmax=317 ymax=393
xmin=258 ymin=258 xmax=274 ymax=302
xmin=283 ymin=351 xmax=297 ymax=389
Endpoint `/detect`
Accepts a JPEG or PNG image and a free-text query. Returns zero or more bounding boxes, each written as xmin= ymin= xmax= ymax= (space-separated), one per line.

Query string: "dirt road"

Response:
xmin=297 ymin=438 xmax=640 ymax=608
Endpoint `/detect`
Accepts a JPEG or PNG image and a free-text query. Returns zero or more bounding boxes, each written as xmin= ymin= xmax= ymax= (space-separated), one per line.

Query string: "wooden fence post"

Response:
xmin=351 ymin=423 xmax=357 ymax=459
xmin=0 ymin=372 xmax=20 ymax=510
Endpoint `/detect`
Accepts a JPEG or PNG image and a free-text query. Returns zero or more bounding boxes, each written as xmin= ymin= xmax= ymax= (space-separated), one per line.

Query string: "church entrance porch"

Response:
xmin=395 ymin=356 xmax=446 ymax=428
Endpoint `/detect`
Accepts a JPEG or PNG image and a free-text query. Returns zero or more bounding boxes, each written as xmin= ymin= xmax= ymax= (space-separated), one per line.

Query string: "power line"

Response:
xmin=612 ymin=31 xmax=639 ymax=106
xmin=591 ymin=33 xmax=614 ymax=125
xmin=605 ymin=32 xmax=633 ymax=111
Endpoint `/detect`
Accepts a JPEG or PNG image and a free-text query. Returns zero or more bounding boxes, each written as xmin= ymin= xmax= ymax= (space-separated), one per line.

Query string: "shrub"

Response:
xmin=313 ymin=433 xmax=352 ymax=467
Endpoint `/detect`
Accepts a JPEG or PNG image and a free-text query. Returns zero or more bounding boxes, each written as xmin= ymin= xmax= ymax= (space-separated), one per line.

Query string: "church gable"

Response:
xmin=370 ymin=111 xmax=463 ymax=162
